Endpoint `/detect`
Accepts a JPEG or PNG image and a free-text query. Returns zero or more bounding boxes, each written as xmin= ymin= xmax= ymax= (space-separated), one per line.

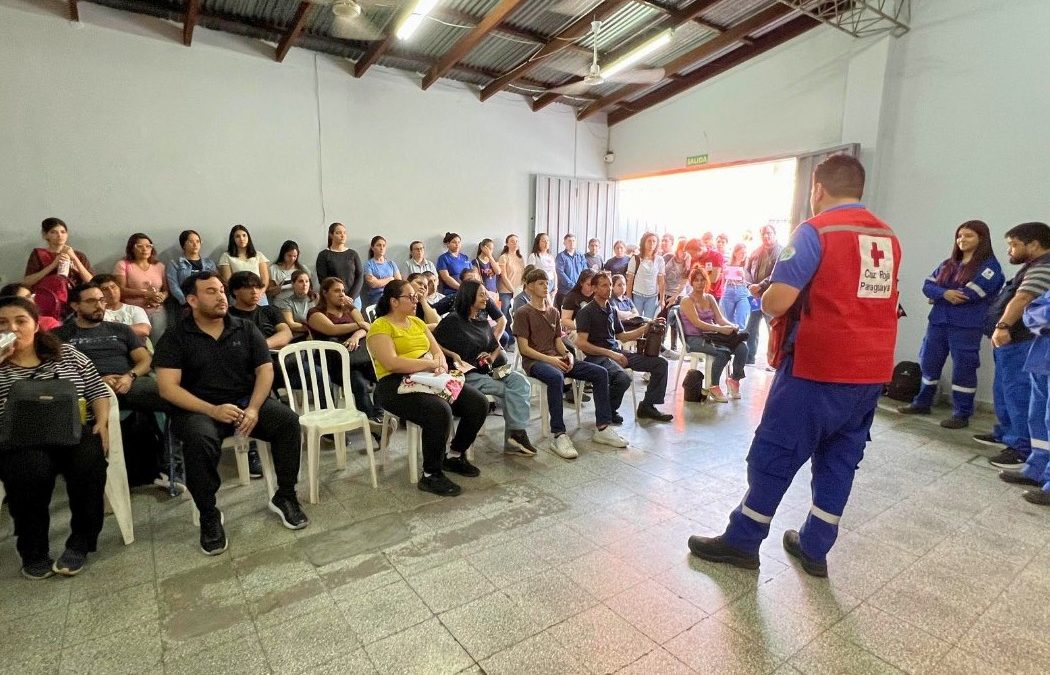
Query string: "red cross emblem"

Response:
xmin=870 ymin=241 xmax=886 ymax=268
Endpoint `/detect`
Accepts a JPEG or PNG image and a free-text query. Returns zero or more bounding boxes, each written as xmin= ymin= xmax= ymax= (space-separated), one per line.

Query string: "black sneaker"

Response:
xmin=418 ymin=472 xmax=462 ymax=497
xmin=269 ymin=494 xmax=309 ymax=530
xmin=52 ymin=549 xmax=87 ymax=576
xmin=989 ymin=447 xmax=1027 ymax=469
xmin=896 ymin=404 xmax=931 ymax=415
xmin=21 ymin=558 xmax=55 ymax=580
xmin=940 ymin=416 xmax=969 ymax=429
xmin=610 ymin=412 xmax=624 ymax=425
xmin=999 ymin=470 xmax=1040 ymax=486
xmin=505 ymin=430 xmax=538 ymax=456
xmin=564 ymin=389 xmax=591 ymax=404
xmin=247 ymin=448 xmax=263 ymax=479
xmin=199 ymin=510 xmax=228 ymax=556
xmin=1022 ymin=490 xmax=1050 ymax=506
xmin=687 ymin=535 xmax=759 ymax=570
xmin=783 ymin=530 xmax=828 ymax=577
xmin=443 ymin=455 xmax=480 ymax=477
xmin=973 ymin=433 xmax=1005 ymax=447
xmin=637 ymin=404 xmax=673 ymax=422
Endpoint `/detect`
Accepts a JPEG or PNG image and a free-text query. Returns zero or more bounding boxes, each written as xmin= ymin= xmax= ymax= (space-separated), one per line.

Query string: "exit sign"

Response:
xmin=686 ymin=154 xmax=709 ymax=167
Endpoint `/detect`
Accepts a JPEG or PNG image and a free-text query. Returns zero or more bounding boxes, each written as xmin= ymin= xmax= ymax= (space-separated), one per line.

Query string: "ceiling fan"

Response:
xmin=543 ymin=20 xmax=668 ymax=97
xmin=311 ymin=0 xmax=388 ymax=41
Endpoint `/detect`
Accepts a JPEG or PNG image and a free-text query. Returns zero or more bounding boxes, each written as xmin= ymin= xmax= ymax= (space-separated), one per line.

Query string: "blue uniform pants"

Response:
xmin=911 ymin=322 xmax=982 ymax=417
xmin=992 ymin=341 xmax=1032 ymax=455
xmin=721 ymin=356 xmax=882 ymax=562
xmin=1022 ymin=373 xmax=1050 ymax=491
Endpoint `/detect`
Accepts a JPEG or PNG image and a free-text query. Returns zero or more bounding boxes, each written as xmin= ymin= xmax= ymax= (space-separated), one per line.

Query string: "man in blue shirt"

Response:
xmin=555 ymin=233 xmax=587 ymax=309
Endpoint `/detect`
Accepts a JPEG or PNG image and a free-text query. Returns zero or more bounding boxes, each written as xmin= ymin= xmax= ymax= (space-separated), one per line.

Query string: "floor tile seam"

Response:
xmin=784 ymin=628 xmax=906 ymax=674
xmin=831 ymin=601 xmax=953 ymax=664
xmin=706 ymin=601 xmax=822 ymax=663
xmin=601 ymin=597 xmax=706 ymax=647
xmin=434 ymin=591 xmax=545 ymax=664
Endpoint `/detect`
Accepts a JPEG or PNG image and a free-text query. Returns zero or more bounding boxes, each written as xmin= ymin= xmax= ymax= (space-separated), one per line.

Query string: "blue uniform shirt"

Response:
xmin=922 ymin=258 xmax=1004 ymax=328
xmin=555 ymin=250 xmax=588 ymax=291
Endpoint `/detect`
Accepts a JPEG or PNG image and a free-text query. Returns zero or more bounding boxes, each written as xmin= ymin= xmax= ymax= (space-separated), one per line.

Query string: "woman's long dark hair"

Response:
xmin=124 ymin=233 xmax=158 ymax=264
xmin=475 ymin=239 xmax=493 ymax=259
xmin=316 ymin=277 xmax=347 ymax=314
xmin=935 ymin=220 xmax=993 ymax=285
xmin=531 ymin=232 xmax=550 ymax=256
xmin=227 ymin=225 xmax=257 ymax=259
xmin=277 ymin=240 xmax=306 ymax=271
xmin=571 ymin=268 xmax=597 ymax=295
xmin=500 ymin=234 xmax=523 ymax=259
xmin=453 ymin=280 xmax=485 ymax=319
xmin=375 ymin=279 xmax=412 ymax=318
xmin=0 ymin=296 xmax=63 ymax=362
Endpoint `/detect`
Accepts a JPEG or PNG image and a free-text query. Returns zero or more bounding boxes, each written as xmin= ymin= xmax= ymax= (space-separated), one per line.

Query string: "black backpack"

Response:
xmin=682 ymin=370 xmax=706 ymax=403
xmin=884 ymin=361 xmax=921 ymax=402
xmin=119 ymin=411 xmax=164 ymax=487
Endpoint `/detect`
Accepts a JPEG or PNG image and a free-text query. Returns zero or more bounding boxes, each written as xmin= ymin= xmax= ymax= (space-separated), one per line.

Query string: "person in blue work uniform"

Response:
xmin=897 ymin=221 xmax=1003 ymax=428
xmin=554 ymin=233 xmax=587 ymax=310
xmin=687 ymin=155 xmax=901 ymax=578
xmin=975 ymin=222 xmax=1050 ymax=469
xmin=1000 ymin=279 xmax=1050 ymax=505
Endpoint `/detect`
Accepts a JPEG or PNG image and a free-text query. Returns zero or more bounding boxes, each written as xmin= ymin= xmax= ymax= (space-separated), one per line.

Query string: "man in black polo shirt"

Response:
xmin=154 ymin=272 xmax=308 ymax=556
xmin=577 ymin=271 xmax=673 ymax=423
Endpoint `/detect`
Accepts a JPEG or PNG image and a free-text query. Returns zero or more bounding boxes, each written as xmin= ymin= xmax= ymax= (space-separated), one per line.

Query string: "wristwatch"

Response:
xmin=995 ymin=321 xmax=1011 ymax=330
xmin=127 ymin=371 xmax=138 ymax=380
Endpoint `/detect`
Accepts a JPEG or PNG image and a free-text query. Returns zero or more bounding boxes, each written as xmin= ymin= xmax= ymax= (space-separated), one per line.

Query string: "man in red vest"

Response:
xmin=688 ymin=155 xmax=901 ymax=577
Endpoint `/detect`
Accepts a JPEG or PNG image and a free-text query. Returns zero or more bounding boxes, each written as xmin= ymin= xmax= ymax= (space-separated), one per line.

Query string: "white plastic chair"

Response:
xmin=379 ymin=411 xmax=423 ymax=484
xmin=364 ymin=304 xmax=377 ymax=322
xmin=671 ymin=313 xmax=715 ymax=393
xmin=278 ymin=341 xmax=378 ymax=502
xmin=0 ymin=386 xmax=136 ymax=545
xmin=189 ymin=436 xmax=276 ymax=525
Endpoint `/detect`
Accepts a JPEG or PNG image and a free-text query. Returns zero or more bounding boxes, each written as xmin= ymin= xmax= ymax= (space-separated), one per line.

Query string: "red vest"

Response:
xmin=781 ymin=207 xmax=901 ymax=384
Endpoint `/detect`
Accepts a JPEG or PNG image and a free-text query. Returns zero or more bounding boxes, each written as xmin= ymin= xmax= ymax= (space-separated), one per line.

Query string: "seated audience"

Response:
xmin=307 ymin=277 xmax=381 ymax=425
xmin=23 ymin=217 xmax=94 ymax=320
xmin=275 ymin=270 xmax=316 ymax=340
xmin=432 ymin=268 xmax=509 ymax=347
xmin=269 ymin=240 xmax=310 ymax=303
xmin=513 ymin=268 xmax=626 ymax=459
xmin=603 ymin=240 xmax=630 ymax=277
xmin=218 ymin=225 xmax=270 ymax=306
xmin=167 ymin=229 xmax=217 ymax=307
xmin=367 ymin=280 xmax=488 ymax=496
xmin=577 ymin=272 xmax=673 ymax=423
xmin=436 ymin=232 xmax=472 ymax=296
xmin=113 ymin=233 xmax=168 ymax=339
xmin=407 ymin=273 xmax=441 ymax=329
xmin=423 ymin=271 xmax=443 ymax=305
xmin=560 ymin=268 xmax=596 ymax=332
xmin=511 ymin=265 xmax=537 ymax=316
xmin=611 ymin=275 xmax=641 ymax=323
xmin=94 ymin=274 xmax=151 ymax=340
xmin=155 ymin=272 xmax=308 ymax=556
xmin=364 ymin=235 xmax=401 ymax=307
xmin=433 ymin=281 xmax=538 ymax=456
xmin=0 ymin=283 xmax=61 ymax=331
xmin=680 ymin=267 xmax=748 ymax=402
xmin=405 ymin=240 xmax=436 ymax=276
xmin=228 ymin=272 xmax=293 ymax=351
xmin=0 ymin=295 xmax=109 ymax=578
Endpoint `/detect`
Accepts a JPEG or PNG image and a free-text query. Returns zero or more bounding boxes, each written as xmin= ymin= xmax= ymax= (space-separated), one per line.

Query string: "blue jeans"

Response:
xmin=720 ymin=284 xmax=751 ymax=329
xmin=633 ymin=293 xmax=659 ymax=319
xmin=464 ymin=371 xmax=531 ymax=436
xmin=499 ymin=292 xmax=516 ymax=346
xmin=685 ymin=336 xmax=748 ymax=386
xmin=527 ymin=360 xmax=611 ymax=434
xmin=745 ymin=308 xmax=770 ymax=364
xmin=993 ymin=341 xmax=1032 ymax=454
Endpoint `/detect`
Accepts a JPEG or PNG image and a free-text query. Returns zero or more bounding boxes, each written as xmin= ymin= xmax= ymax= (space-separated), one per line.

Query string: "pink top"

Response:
xmin=114 ymin=259 xmax=166 ymax=314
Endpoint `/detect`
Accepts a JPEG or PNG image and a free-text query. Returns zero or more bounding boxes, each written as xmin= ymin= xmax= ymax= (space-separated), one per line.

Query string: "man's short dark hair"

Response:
xmin=459 ymin=267 xmax=479 ymax=282
xmin=228 ymin=271 xmax=264 ymax=292
xmin=1004 ymin=222 xmax=1050 ymax=249
xmin=68 ymin=282 xmax=101 ymax=304
xmin=91 ymin=273 xmax=119 ymax=287
xmin=814 ymin=154 xmax=865 ymax=199
xmin=181 ymin=271 xmax=224 ymax=299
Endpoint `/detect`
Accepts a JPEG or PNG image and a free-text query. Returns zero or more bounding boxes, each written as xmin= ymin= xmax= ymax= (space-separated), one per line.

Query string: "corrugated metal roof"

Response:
xmin=701 ymin=0 xmax=778 ymax=26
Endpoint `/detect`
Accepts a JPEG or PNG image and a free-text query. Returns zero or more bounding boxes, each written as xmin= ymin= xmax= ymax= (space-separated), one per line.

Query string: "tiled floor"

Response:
xmin=2 ymin=366 xmax=1048 ymax=674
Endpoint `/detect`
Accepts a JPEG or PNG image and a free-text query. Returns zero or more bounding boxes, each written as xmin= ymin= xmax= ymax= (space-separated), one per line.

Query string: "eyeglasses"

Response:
xmin=397 ymin=294 xmax=419 ymax=302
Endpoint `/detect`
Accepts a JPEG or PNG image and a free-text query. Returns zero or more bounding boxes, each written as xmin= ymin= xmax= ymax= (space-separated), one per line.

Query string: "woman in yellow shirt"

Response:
xmin=367 ymin=280 xmax=488 ymax=497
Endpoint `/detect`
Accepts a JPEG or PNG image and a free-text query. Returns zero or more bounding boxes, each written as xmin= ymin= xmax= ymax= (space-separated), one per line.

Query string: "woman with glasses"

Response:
xmin=367 ymin=280 xmax=488 ymax=496
xmin=114 ymin=233 xmax=168 ymax=340
xmin=405 ymin=241 xmax=436 ymax=276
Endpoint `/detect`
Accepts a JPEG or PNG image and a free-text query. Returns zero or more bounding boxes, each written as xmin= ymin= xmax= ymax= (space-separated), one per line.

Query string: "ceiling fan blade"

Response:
xmin=606 ymin=67 xmax=665 ymax=84
xmin=545 ymin=80 xmax=595 ymax=96
xmin=331 ymin=15 xmax=384 ymax=41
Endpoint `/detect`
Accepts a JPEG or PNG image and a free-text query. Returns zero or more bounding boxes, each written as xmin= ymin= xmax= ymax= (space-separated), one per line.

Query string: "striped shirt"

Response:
xmin=1018 ymin=261 xmax=1050 ymax=297
xmin=0 ymin=344 xmax=108 ymax=421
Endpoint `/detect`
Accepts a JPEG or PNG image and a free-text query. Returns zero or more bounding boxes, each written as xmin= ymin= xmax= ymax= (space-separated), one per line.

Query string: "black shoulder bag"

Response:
xmin=0 ymin=375 xmax=83 ymax=448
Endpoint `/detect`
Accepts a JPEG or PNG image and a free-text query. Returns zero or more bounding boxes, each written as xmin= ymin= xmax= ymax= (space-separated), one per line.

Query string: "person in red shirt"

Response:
xmin=694 ymin=232 xmax=725 ymax=301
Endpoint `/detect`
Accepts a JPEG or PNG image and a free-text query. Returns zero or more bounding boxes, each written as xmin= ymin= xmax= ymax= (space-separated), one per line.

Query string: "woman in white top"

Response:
xmin=626 ymin=232 xmax=665 ymax=319
xmin=526 ymin=233 xmax=557 ymax=299
xmin=218 ymin=225 xmax=271 ymax=305
xmin=269 ymin=240 xmax=310 ymax=303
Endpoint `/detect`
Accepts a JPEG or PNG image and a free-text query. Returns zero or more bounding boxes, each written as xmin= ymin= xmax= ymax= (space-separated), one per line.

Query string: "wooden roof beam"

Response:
xmin=69 ymin=0 xmax=79 ymax=21
xmin=607 ymin=13 xmax=821 ymax=125
xmin=479 ymin=0 xmax=633 ymax=102
xmin=389 ymin=49 xmax=552 ymax=91
xmin=421 ymin=0 xmax=529 ymax=90
xmin=275 ymin=2 xmax=312 ymax=63
xmin=182 ymin=0 xmax=199 ymax=46
xmin=431 ymin=6 xmax=588 ymax=56
xmin=575 ymin=2 xmax=794 ymax=120
xmin=531 ymin=0 xmax=722 ymax=112
xmin=354 ymin=4 xmax=417 ymax=77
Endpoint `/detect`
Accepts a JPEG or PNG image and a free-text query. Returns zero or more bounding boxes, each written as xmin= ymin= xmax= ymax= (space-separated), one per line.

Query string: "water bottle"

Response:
xmin=56 ymin=254 xmax=71 ymax=277
xmin=0 ymin=331 xmax=16 ymax=353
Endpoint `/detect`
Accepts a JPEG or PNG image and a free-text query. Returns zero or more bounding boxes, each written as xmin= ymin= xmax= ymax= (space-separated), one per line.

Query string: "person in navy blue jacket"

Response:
xmin=898 ymin=220 xmax=1004 ymax=428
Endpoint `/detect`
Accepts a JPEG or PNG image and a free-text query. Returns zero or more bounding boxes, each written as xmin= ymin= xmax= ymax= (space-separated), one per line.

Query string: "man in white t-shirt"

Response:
xmin=94 ymin=274 xmax=151 ymax=340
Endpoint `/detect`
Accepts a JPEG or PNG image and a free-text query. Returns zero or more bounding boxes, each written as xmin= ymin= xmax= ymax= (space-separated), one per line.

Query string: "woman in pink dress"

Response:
xmin=113 ymin=233 xmax=168 ymax=339
xmin=22 ymin=217 xmax=94 ymax=320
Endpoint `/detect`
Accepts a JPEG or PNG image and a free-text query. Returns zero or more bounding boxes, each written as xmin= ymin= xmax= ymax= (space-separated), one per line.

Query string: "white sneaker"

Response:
xmin=551 ymin=434 xmax=578 ymax=459
xmin=707 ymin=386 xmax=729 ymax=403
xmin=661 ymin=348 xmax=681 ymax=360
xmin=592 ymin=426 xmax=628 ymax=448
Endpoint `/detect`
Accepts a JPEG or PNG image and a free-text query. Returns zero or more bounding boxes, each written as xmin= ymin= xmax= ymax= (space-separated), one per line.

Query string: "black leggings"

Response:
xmin=0 ymin=427 xmax=107 ymax=564
xmin=372 ymin=374 xmax=488 ymax=476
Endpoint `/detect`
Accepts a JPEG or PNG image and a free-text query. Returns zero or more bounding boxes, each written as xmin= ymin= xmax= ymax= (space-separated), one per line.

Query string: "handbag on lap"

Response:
xmin=0 ymin=376 xmax=83 ymax=448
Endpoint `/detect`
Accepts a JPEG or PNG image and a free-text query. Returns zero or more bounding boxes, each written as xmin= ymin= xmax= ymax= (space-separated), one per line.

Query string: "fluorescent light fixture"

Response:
xmin=397 ymin=0 xmax=440 ymax=40
xmin=602 ymin=29 xmax=673 ymax=78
